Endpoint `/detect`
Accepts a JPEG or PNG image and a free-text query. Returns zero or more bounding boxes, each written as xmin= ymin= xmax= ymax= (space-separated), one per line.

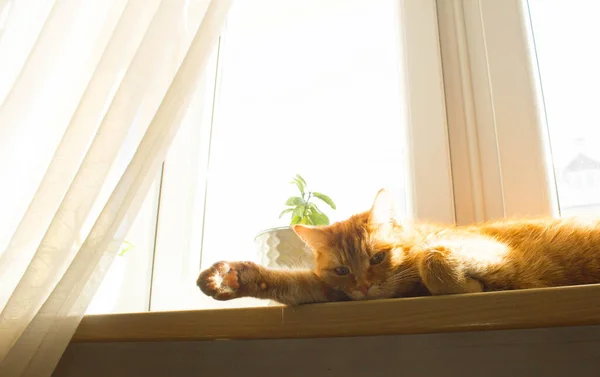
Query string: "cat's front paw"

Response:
xmin=196 ymin=261 xmax=259 ymax=300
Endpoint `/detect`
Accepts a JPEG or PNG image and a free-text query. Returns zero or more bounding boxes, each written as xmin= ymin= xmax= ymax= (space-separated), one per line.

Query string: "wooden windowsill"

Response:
xmin=73 ymin=284 xmax=600 ymax=343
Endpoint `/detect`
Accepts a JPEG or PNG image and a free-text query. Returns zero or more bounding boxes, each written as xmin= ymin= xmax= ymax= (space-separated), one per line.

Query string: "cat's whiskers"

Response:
xmin=389 ymin=265 xmax=419 ymax=282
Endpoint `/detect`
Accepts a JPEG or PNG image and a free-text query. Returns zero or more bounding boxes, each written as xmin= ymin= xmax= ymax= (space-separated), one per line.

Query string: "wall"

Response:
xmin=54 ymin=325 xmax=600 ymax=377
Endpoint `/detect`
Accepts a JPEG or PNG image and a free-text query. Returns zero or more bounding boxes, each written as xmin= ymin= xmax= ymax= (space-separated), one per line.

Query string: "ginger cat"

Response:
xmin=197 ymin=189 xmax=600 ymax=305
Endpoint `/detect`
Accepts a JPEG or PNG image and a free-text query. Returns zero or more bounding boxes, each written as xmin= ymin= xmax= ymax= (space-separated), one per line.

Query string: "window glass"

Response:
xmin=528 ymin=0 xmax=600 ymax=217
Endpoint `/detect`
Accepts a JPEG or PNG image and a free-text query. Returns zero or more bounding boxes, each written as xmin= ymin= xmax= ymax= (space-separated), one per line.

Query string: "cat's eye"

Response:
xmin=334 ymin=266 xmax=350 ymax=276
xmin=370 ymin=252 xmax=386 ymax=265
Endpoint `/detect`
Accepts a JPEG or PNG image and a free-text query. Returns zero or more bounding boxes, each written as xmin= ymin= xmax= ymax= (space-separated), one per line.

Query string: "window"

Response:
xmin=437 ymin=0 xmax=600 ymax=225
xmin=83 ymin=0 xmax=600 ymax=315
xmin=527 ymin=0 xmax=600 ymax=217
xmin=87 ymin=0 xmax=453 ymax=314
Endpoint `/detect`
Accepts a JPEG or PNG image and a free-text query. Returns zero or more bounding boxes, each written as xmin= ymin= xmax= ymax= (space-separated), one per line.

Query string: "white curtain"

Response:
xmin=0 ymin=0 xmax=232 ymax=375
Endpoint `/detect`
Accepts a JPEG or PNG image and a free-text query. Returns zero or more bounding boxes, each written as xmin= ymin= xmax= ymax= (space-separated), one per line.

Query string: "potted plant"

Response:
xmin=254 ymin=174 xmax=336 ymax=269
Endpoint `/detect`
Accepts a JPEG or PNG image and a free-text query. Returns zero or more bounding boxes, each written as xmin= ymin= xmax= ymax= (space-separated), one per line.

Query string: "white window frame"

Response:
xmin=400 ymin=0 xmax=455 ymax=224
xmin=437 ymin=0 xmax=558 ymax=225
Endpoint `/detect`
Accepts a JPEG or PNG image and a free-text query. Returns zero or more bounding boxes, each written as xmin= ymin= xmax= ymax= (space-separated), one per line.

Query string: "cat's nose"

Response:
xmin=357 ymin=284 xmax=370 ymax=294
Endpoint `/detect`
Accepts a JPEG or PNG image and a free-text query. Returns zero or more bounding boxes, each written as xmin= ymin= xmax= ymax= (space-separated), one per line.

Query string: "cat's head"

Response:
xmin=293 ymin=189 xmax=420 ymax=300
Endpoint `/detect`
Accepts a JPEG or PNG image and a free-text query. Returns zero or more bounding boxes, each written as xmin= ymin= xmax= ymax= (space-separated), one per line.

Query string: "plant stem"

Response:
xmin=302 ymin=192 xmax=312 ymax=221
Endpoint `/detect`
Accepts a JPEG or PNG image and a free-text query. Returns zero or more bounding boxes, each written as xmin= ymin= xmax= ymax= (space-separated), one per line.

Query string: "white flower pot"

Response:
xmin=254 ymin=226 xmax=314 ymax=269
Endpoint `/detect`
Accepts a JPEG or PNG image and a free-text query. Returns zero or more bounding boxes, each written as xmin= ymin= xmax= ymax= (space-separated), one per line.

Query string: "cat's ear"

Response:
xmin=292 ymin=224 xmax=329 ymax=251
xmin=369 ymin=188 xmax=398 ymax=226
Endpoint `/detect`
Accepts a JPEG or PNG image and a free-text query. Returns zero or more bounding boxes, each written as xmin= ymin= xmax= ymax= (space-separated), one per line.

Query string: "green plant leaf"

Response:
xmin=309 ymin=211 xmax=330 ymax=226
xmin=279 ymin=208 xmax=294 ymax=219
xmin=289 ymin=206 xmax=306 ymax=225
xmin=312 ymin=192 xmax=336 ymax=210
xmin=295 ymin=174 xmax=307 ymax=187
xmin=307 ymin=203 xmax=322 ymax=213
xmin=290 ymin=177 xmax=305 ymax=194
xmin=300 ymin=216 xmax=313 ymax=225
xmin=293 ymin=205 xmax=304 ymax=216
xmin=117 ymin=240 xmax=135 ymax=257
xmin=285 ymin=196 xmax=305 ymax=206
xmin=292 ymin=205 xmax=305 ymax=219
xmin=290 ymin=174 xmax=307 ymax=195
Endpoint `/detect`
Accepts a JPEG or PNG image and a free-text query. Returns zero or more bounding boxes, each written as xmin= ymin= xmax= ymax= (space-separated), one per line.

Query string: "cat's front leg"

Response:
xmin=418 ymin=246 xmax=483 ymax=295
xmin=197 ymin=261 xmax=348 ymax=305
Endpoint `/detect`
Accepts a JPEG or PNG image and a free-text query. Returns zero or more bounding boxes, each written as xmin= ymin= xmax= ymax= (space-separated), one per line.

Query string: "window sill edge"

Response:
xmin=73 ymin=284 xmax=600 ymax=343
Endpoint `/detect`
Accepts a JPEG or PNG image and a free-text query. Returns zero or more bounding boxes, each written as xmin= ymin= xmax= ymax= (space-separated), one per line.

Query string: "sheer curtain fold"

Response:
xmin=0 ymin=0 xmax=161 ymax=316
xmin=0 ymin=0 xmax=56 ymax=106
xmin=0 ymin=0 xmax=232 ymax=375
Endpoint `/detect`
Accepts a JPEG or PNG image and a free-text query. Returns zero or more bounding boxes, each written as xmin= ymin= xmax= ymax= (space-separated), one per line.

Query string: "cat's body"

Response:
xmin=197 ymin=189 xmax=600 ymax=305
